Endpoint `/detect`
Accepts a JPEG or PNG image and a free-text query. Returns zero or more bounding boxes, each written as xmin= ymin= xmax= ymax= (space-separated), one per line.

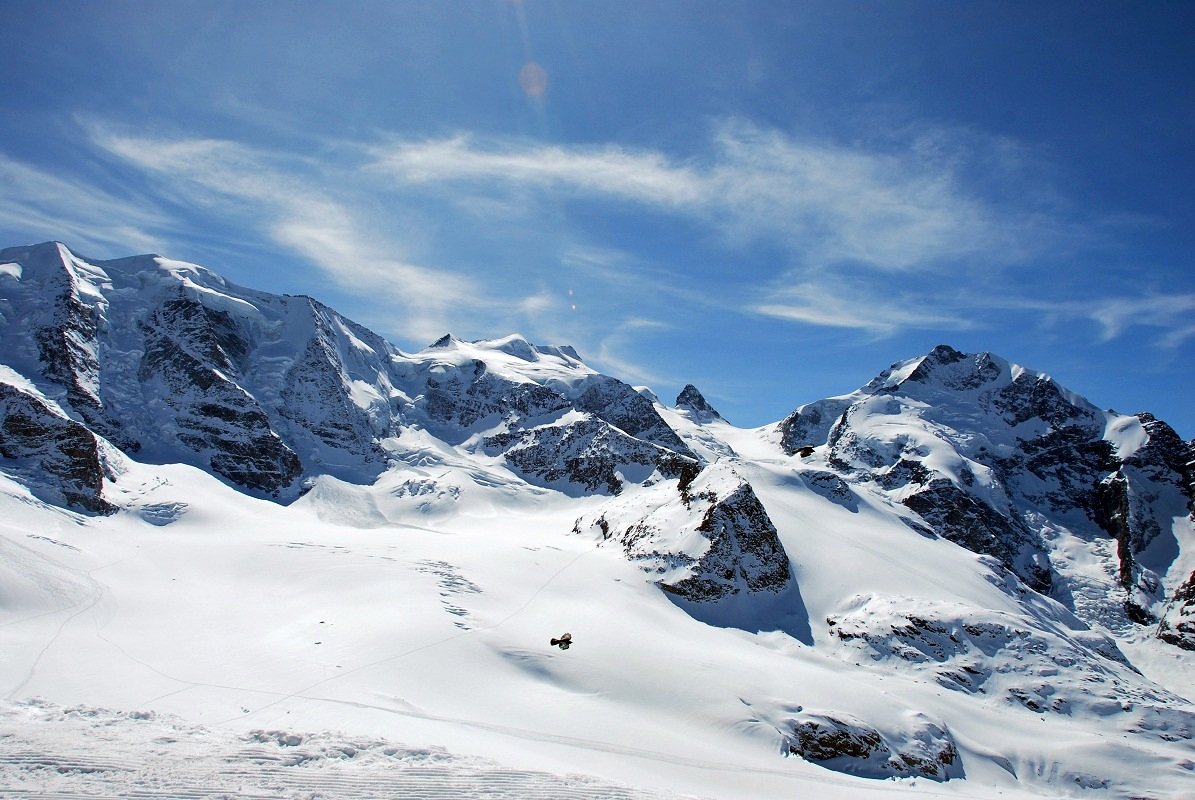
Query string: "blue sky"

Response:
xmin=2 ymin=1 xmax=1193 ymax=436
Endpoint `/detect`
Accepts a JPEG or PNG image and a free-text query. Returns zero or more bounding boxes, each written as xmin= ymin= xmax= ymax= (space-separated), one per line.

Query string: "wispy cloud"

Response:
xmin=368 ymin=134 xmax=706 ymax=207
xmin=1083 ymin=292 xmax=1195 ymax=343
xmin=87 ymin=126 xmax=477 ymax=341
xmin=366 ymin=120 xmax=1067 ymax=275
xmin=595 ymin=318 xmax=672 ymax=388
xmin=0 ymin=154 xmax=169 ymax=256
xmin=753 ymin=280 xmax=974 ymax=336
xmin=946 ymin=289 xmax=1195 ymax=349
xmin=1160 ymin=323 xmax=1195 ymax=349
xmin=706 ymin=120 xmax=1056 ymax=272
xmin=49 ymin=117 xmax=1181 ymax=361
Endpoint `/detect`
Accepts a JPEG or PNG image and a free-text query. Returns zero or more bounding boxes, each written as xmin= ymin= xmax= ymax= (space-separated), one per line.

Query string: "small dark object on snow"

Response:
xmin=550 ymin=632 xmax=573 ymax=650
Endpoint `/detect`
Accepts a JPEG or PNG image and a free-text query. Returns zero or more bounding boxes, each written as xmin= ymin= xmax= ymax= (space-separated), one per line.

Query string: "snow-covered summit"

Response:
xmin=2 ymin=244 xmax=1194 ymax=799
xmin=777 ymin=343 xmax=1194 ymax=642
xmin=0 ymin=242 xmax=696 ymax=502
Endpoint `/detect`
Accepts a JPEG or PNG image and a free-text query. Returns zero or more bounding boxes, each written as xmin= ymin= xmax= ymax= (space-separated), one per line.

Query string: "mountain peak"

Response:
xmin=0 ymin=240 xmax=73 ymax=261
xmin=863 ymin=345 xmax=1013 ymax=396
xmin=476 ymin=334 xmax=540 ymax=362
xmin=3 ymin=241 xmax=1194 ymax=800
xmin=676 ymin=384 xmax=722 ymax=419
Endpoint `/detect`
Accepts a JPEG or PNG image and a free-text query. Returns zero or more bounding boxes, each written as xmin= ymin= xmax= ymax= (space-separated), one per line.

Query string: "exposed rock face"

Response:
xmin=5 ymin=243 xmax=135 ymax=452
xmin=675 ymin=384 xmax=722 ymax=420
xmin=281 ymin=336 xmax=380 ymax=459
xmin=138 ymin=296 xmax=302 ymax=496
xmin=572 ymin=375 xmax=693 ymax=456
xmin=798 ymin=470 xmax=857 ymax=511
xmin=775 ymin=345 xmax=1195 ymax=640
xmin=1158 ymin=571 xmax=1195 ymax=650
xmin=1093 ymin=472 xmax=1156 ymax=622
xmin=1122 ymin=414 xmax=1195 ymax=519
xmin=412 ymin=338 xmax=697 ymax=495
xmin=420 ymin=358 xmax=570 ymax=435
xmin=574 ymin=463 xmax=792 ymax=601
xmin=276 ymin=299 xmax=396 ymax=470
xmin=902 ymin=481 xmax=1051 ymax=592
xmin=784 ymin=710 xmax=961 ymax=781
xmin=992 ymin=367 xmax=1096 ymax=429
xmin=778 ymin=398 xmax=851 ymax=456
xmin=663 ymin=478 xmax=791 ymax=601
xmin=486 ymin=417 xmax=693 ymax=496
xmin=0 ymin=244 xmax=701 ymax=505
xmin=0 ymin=383 xmax=113 ymax=513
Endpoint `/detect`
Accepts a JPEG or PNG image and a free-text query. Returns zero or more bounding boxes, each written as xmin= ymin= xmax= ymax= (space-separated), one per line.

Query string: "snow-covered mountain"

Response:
xmin=1 ymin=242 xmax=1192 ymax=799
xmin=776 ymin=344 xmax=1195 ymax=645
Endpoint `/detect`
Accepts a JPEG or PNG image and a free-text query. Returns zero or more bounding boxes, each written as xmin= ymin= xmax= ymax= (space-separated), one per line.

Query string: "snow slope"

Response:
xmin=2 ymin=243 xmax=1193 ymax=799
xmin=2 ymin=452 xmax=1191 ymax=798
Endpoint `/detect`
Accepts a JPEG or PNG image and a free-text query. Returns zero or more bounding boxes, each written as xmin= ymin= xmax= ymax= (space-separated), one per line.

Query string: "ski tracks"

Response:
xmin=1 ymin=536 xmax=119 ymax=703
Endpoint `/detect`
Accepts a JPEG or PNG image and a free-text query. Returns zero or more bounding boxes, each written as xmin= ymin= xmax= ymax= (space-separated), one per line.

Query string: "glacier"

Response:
xmin=1 ymin=242 xmax=1193 ymax=799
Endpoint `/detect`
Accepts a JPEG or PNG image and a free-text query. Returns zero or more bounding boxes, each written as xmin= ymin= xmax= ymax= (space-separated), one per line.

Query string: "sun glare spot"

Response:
xmin=519 ymin=62 xmax=548 ymax=98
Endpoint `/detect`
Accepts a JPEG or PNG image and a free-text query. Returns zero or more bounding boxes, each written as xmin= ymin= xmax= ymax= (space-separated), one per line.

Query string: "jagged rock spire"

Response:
xmin=676 ymin=384 xmax=721 ymax=419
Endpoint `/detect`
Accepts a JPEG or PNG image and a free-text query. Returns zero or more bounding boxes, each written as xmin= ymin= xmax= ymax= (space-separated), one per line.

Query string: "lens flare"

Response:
xmin=519 ymin=62 xmax=548 ymax=98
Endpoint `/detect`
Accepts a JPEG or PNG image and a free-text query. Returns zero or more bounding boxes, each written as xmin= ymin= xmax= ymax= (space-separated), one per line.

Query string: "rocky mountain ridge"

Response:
xmin=778 ymin=344 xmax=1195 ymax=643
xmin=3 ymin=243 xmax=1192 ymax=641
xmin=2 ymin=242 xmax=1194 ymax=787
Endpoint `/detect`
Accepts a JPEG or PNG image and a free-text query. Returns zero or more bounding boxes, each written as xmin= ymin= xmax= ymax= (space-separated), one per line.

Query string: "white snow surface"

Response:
xmin=2 ymin=441 xmax=1193 ymax=799
xmin=1 ymin=246 xmax=1193 ymax=799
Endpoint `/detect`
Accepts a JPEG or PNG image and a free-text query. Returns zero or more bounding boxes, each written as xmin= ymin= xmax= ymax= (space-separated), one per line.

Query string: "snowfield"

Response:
xmin=1 ymin=449 xmax=1191 ymax=799
xmin=1 ymin=243 xmax=1193 ymax=799
xmin=0 ymin=701 xmax=693 ymax=800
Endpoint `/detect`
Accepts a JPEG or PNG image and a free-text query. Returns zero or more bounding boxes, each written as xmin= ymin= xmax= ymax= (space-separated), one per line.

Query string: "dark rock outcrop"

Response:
xmin=573 ymin=375 xmax=693 ymax=457
xmin=993 ymin=371 xmax=1096 ymax=429
xmin=778 ymin=399 xmax=850 ymax=456
xmin=662 ymin=479 xmax=791 ymax=601
xmin=276 ymin=300 xmax=396 ymax=469
xmin=798 ymin=469 xmax=857 ymax=511
xmin=785 ymin=711 xmax=961 ymax=781
xmin=138 ymin=297 xmax=302 ymax=496
xmin=675 ymin=384 xmax=722 ymax=420
xmin=577 ymin=465 xmax=792 ymax=601
xmin=1125 ymin=414 xmax=1195 ymax=517
xmin=1157 ymin=571 xmax=1195 ymax=651
xmin=23 ymin=248 xmax=137 ymax=452
xmin=421 ymin=360 xmax=570 ymax=435
xmin=903 ymin=481 xmax=1051 ymax=593
xmin=0 ymin=383 xmax=114 ymax=513
xmin=487 ymin=418 xmax=693 ymax=495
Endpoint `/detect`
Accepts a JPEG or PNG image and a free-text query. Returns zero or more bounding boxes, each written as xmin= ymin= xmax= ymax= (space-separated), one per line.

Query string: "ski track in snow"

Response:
xmin=204 ymin=535 xmax=606 ymax=728
xmin=2 ymin=540 xmax=143 ymax=704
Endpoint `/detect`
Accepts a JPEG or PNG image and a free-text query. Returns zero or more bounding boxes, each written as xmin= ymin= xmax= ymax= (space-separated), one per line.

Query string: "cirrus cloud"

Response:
xmin=366 ymin=119 xmax=1075 ymax=275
